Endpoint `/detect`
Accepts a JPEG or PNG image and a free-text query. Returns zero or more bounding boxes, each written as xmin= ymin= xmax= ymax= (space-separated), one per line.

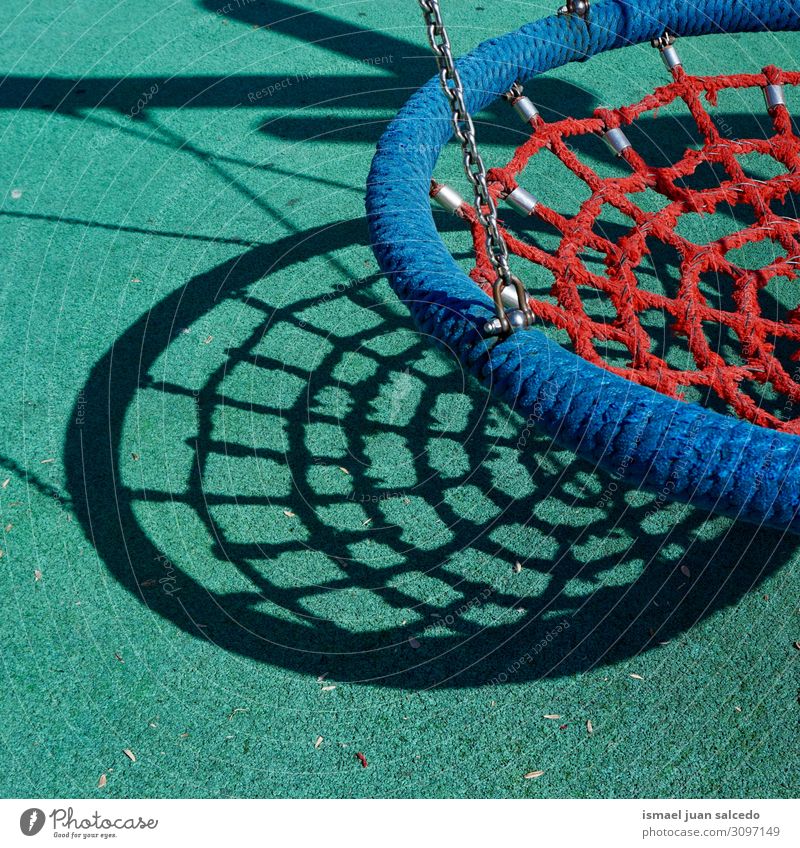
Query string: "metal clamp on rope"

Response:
xmin=603 ymin=126 xmax=632 ymax=156
xmin=504 ymin=186 xmax=538 ymax=216
xmin=503 ymin=83 xmax=540 ymax=123
xmin=651 ymin=31 xmax=681 ymax=72
xmin=557 ymin=0 xmax=590 ymax=19
xmin=430 ymin=181 xmax=465 ymax=214
xmin=763 ymin=83 xmax=787 ymax=113
xmin=483 ymin=275 xmax=533 ymax=338
xmin=483 ymin=309 xmax=531 ymax=336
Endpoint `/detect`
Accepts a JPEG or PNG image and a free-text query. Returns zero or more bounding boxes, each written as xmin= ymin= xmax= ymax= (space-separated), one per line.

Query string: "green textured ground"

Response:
xmin=0 ymin=0 xmax=798 ymax=799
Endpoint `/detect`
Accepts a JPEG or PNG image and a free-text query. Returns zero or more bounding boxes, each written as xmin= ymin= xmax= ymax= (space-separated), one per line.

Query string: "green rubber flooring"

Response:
xmin=0 ymin=0 xmax=798 ymax=798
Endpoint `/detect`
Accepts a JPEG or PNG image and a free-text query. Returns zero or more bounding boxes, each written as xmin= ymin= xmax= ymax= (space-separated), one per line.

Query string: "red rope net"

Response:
xmin=440 ymin=64 xmax=800 ymax=433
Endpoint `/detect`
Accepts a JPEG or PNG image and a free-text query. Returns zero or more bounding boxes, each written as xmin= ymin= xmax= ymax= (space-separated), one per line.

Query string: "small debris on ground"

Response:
xmin=34 ymin=570 xmax=42 ymax=581
xmin=321 ymin=685 xmax=336 ymax=692
xmin=513 ymin=561 xmax=522 ymax=574
xmin=524 ymin=770 xmax=544 ymax=779
xmin=97 ymin=774 xmax=107 ymax=788
xmin=283 ymin=510 xmax=296 ymax=518
xmin=122 ymin=749 xmax=136 ymax=763
xmin=114 ymin=653 xmax=124 ymax=663
xmin=314 ymin=736 xmax=323 ymax=749
xmin=586 ymin=720 xmax=594 ymax=735
xmin=543 ymin=714 xmax=560 ymax=720
xmin=629 ymin=673 xmax=644 ymax=680
xmin=355 ymin=752 xmax=368 ymax=768
xmin=228 ymin=708 xmax=248 ymax=721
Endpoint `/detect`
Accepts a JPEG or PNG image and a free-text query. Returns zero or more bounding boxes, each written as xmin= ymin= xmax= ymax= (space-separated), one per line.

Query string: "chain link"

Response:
xmin=417 ymin=0 xmax=531 ymax=334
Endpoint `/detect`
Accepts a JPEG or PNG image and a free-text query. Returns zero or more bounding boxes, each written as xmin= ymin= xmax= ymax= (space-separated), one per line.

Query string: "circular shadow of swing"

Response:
xmin=64 ymin=219 xmax=796 ymax=689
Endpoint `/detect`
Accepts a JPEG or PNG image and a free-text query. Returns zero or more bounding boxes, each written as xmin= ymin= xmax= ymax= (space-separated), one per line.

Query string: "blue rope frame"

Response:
xmin=366 ymin=0 xmax=800 ymax=532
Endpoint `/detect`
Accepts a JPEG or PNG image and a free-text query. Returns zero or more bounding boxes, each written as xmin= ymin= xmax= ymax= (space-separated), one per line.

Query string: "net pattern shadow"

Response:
xmin=440 ymin=64 xmax=800 ymax=432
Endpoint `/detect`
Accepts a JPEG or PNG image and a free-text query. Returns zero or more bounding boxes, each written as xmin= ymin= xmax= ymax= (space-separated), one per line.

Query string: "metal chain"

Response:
xmin=417 ymin=0 xmax=531 ymax=334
